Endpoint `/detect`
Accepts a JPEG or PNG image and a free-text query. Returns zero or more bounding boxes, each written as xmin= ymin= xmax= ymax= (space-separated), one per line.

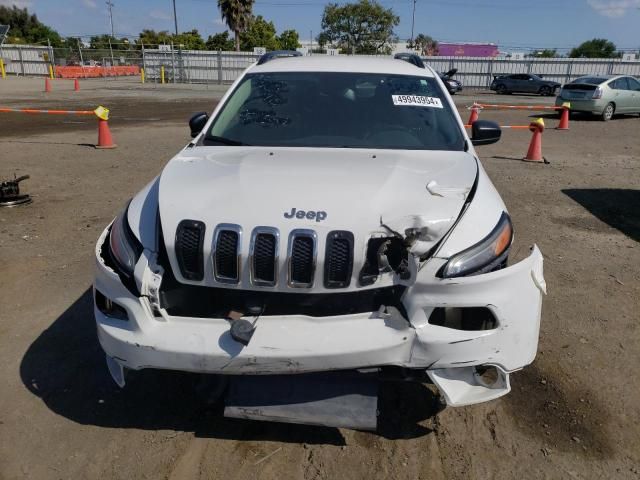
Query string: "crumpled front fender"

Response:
xmin=404 ymin=245 xmax=546 ymax=373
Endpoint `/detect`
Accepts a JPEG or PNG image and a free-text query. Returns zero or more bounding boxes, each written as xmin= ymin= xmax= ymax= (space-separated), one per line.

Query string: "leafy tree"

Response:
xmin=218 ymin=0 xmax=255 ymax=51
xmin=0 ymin=5 xmax=63 ymax=46
xmin=173 ymin=29 xmax=206 ymax=50
xmin=569 ymin=38 xmax=618 ymax=58
xmin=533 ymin=49 xmax=558 ymax=58
xmin=89 ymin=34 xmax=133 ymax=50
xmin=320 ymin=0 xmax=399 ymax=54
xmin=410 ymin=33 xmax=437 ymax=55
xmin=240 ymin=15 xmax=279 ymax=51
xmin=206 ymin=31 xmax=235 ymax=51
xmin=277 ymin=29 xmax=300 ymax=51
xmin=137 ymin=29 xmax=173 ymax=47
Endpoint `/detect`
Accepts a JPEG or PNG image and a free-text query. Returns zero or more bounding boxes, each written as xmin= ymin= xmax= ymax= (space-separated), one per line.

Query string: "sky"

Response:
xmin=2 ymin=0 xmax=640 ymax=52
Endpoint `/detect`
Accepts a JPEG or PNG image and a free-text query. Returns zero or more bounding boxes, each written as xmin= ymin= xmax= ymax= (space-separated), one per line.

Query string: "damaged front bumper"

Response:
xmin=94 ymin=224 xmax=545 ymax=408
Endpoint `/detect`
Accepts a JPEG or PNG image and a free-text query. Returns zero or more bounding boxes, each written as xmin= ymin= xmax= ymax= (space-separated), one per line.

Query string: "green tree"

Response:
xmin=206 ymin=31 xmax=235 ymax=51
xmin=277 ymin=29 xmax=300 ymax=51
xmin=173 ymin=29 xmax=206 ymax=50
xmin=569 ymin=38 xmax=618 ymax=58
xmin=0 ymin=5 xmax=63 ymax=46
xmin=137 ymin=29 xmax=173 ymax=47
xmin=533 ymin=49 xmax=558 ymax=58
xmin=240 ymin=15 xmax=279 ymax=51
xmin=410 ymin=33 xmax=437 ymax=55
xmin=218 ymin=0 xmax=255 ymax=51
xmin=320 ymin=0 xmax=399 ymax=54
xmin=89 ymin=34 xmax=133 ymax=50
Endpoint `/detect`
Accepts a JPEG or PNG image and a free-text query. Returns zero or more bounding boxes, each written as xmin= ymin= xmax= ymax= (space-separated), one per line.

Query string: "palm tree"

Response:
xmin=217 ymin=0 xmax=255 ymax=51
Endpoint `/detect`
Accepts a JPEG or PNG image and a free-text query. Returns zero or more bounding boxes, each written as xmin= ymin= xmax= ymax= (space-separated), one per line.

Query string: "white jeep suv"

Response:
xmin=94 ymin=52 xmax=545 ymax=430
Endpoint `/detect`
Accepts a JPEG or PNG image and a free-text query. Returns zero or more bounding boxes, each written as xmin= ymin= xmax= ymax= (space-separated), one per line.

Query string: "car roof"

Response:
xmin=249 ymin=55 xmax=437 ymax=78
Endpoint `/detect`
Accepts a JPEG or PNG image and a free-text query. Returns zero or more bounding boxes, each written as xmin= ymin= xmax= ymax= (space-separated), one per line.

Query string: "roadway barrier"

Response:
xmin=54 ymin=66 xmax=140 ymax=79
xmin=467 ymin=101 xmax=571 ymax=130
xmin=0 ymin=105 xmax=116 ymax=149
xmin=44 ymin=77 xmax=83 ymax=93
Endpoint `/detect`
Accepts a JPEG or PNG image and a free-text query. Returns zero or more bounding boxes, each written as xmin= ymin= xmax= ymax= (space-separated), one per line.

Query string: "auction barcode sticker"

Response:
xmin=392 ymin=95 xmax=443 ymax=108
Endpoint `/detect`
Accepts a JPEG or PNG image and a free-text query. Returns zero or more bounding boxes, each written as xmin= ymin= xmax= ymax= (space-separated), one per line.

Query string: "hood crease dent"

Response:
xmin=158 ymin=146 xmax=478 ymax=289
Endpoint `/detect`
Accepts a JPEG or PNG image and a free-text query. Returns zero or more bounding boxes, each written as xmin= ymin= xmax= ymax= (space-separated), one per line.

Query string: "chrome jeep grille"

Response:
xmin=174 ymin=222 xmax=354 ymax=289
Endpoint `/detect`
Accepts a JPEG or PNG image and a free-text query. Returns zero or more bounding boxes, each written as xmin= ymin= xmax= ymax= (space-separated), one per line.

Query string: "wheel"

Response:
xmin=495 ymin=84 xmax=506 ymax=94
xmin=601 ymin=102 xmax=615 ymax=121
xmin=539 ymin=86 xmax=551 ymax=96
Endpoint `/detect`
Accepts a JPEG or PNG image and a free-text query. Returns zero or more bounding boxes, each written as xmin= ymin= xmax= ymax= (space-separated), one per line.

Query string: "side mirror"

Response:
xmin=189 ymin=112 xmax=209 ymax=138
xmin=471 ymin=120 xmax=501 ymax=146
xmin=444 ymin=68 xmax=457 ymax=77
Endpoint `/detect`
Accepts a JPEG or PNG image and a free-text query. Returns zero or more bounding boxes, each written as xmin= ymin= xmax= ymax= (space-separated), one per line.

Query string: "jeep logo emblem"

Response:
xmin=284 ymin=208 xmax=327 ymax=222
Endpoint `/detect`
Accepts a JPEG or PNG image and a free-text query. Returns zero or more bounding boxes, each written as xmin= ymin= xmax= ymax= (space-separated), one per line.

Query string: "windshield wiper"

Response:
xmin=205 ymin=135 xmax=250 ymax=146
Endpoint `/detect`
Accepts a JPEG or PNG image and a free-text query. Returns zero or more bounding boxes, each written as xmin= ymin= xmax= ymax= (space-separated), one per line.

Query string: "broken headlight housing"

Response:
xmin=440 ymin=212 xmax=512 ymax=278
xmin=108 ymin=203 xmax=143 ymax=277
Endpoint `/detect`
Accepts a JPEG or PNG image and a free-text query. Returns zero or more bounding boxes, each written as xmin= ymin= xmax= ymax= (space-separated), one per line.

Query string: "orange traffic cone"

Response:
xmin=74 ymin=78 xmax=80 ymax=91
xmin=523 ymin=118 xmax=547 ymax=163
xmin=96 ymin=119 xmax=117 ymax=149
xmin=556 ymin=102 xmax=570 ymax=130
xmin=44 ymin=78 xmax=52 ymax=93
xmin=467 ymin=104 xmax=479 ymax=124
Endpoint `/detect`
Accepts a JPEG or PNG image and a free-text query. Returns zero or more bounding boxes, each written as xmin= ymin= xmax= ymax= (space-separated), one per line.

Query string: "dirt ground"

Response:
xmin=0 ymin=76 xmax=638 ymax=480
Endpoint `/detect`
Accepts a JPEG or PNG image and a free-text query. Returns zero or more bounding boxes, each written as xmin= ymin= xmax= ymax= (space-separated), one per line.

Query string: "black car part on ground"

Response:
xmin=0 ymin=175 xmax=31 ymax=207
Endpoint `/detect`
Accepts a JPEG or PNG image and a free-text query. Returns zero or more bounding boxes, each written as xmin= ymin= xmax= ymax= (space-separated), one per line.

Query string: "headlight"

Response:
xmin=440 ymin=212 xmax=513 ymax=278
xmin=108 ymin=203 xmax=143 ymax=276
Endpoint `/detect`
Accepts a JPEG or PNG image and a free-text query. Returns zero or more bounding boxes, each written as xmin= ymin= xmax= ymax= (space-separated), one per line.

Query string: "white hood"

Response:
xmin=159 ymin=146 xmax=477 ymax=291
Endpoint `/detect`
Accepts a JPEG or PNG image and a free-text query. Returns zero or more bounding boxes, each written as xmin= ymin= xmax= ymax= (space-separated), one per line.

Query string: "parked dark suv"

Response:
xmin=490 ymin=74 xmax=560 ymax=96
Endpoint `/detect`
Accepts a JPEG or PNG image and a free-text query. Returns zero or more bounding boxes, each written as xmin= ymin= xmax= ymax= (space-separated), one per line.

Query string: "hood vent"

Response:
xmin=288 ymin=229 xmax=317 ymax=288
xmin=324 ymin=231 xmax=354 ymax=288
xmin=213 ymin=224 xmax=241 ymax=283
xmin=250 ymin=227 xmax=279 ymax=286
xmin=175 ymin=220 xmax=205 ymax=281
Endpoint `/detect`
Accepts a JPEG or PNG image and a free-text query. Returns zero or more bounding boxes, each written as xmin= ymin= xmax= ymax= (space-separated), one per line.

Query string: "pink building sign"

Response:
xmin=437 ymin=43 xmax=499 ymax=57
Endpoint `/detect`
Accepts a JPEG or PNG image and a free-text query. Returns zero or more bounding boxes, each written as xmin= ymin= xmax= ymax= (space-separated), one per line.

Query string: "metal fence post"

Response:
xmin=565 ymin=61 xmax=572 ymax=84
xmin=217 ymin=50 xmax=223 ymax=85
xmin=17 ymin=45 xmax=25 ymax=76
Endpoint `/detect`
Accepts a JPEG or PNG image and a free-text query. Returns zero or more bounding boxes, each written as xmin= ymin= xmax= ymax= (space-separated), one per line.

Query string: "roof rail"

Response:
xmin=393 ymin=53 xmax=425 ymax=69
xmin=257 ymin=50 xmax=303 ymax=65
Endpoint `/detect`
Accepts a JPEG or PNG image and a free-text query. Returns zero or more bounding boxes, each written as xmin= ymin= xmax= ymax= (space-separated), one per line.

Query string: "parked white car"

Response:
xmin=94 ymin=52 xmax=545 ymax=430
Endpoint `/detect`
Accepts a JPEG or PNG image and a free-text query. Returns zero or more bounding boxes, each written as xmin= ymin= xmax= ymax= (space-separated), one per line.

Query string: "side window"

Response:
xmin=610 ymin=78 xmax=629 ymax=90
xmin=625 ymin=77 xmax=640 ymax=91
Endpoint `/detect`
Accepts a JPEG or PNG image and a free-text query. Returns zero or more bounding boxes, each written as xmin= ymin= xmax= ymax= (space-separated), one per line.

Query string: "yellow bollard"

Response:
xmin=48 ymin=64 xmax=54 ymax=79
xmin=140 ymin=67 xmax=145 ymax=84
xmin=161 ymin=65 xmax=165 ymax=84
xmin=0 ymin=59 xmax=5 ymax=79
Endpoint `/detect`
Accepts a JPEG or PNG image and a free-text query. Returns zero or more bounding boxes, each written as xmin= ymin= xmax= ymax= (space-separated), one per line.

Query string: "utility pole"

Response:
xmin=410 ymin=0 xmax=417 ymax=47
xmin=106 ymin=0 xmax=115 ymax=38
xmin=172 ymin=0 xmax=179 ymax=36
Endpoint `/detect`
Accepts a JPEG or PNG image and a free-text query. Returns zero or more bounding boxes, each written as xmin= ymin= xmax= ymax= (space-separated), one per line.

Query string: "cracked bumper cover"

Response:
xmin=94 ymin=224 xmax=545 ymax=407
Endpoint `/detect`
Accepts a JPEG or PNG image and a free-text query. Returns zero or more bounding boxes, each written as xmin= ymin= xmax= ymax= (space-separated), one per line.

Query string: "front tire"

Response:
xmin=539 ymin=86 xmax=551 ymax=96
xmin=601 ymin=103 xmax=615 ymax=121
xmin=496 ymin=84 xmax=506 ymax=94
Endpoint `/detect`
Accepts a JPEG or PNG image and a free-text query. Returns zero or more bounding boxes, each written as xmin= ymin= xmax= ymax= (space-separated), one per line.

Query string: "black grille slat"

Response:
xmin=215 ymin=229 xmax=239 ymax=281
xmin=324 ymin=231 xmax=354 ymax=288
xmin=290 ymin=235 xmax=315 ymax=286
xmin=253 ymin=233 xmax=277 ymax=284
xmin=175 ymin=220 xmax=205 ymax=281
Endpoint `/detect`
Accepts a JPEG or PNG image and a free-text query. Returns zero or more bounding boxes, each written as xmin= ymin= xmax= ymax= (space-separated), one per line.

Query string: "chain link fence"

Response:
xmin=2 ymin=44 xmax=640 ymax=87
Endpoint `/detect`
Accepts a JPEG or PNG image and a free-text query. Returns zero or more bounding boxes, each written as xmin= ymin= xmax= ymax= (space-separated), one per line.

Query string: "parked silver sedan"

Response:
xmin=556 ymin=75 xmax=640 ymax=121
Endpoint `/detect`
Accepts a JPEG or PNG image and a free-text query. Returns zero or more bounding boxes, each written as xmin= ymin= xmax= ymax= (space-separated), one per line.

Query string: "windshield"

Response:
xmin=206 ymin=72 xmax=465 ymax=151
xmin=572 ymin=77 xmax=608 ymax=85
